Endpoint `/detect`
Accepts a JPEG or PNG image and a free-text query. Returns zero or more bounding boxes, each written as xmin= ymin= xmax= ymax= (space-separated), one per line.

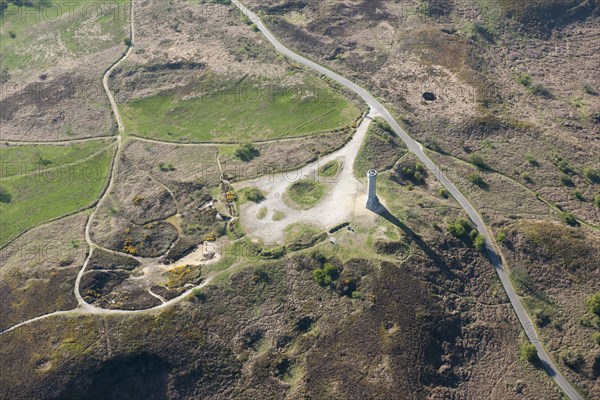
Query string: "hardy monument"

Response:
xmin=366 ymin=169 xmax=382 ymax=212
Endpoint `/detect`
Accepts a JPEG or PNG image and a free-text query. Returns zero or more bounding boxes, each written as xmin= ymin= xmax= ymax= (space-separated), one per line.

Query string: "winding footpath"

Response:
xmin=231 ymin=1 xmax=583 ymax=399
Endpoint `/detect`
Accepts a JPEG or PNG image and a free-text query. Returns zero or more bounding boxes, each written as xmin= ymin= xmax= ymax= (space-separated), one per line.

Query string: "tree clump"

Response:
xmin=235 ymin=142 xmax=259 ymax=162
xmin=520 ymin=343 xmax=539 ymax=364
xmin=312 ymin=262 xmax=339 ymax=287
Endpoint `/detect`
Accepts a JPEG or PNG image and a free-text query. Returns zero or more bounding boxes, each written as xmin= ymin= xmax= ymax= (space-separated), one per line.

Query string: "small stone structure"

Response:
xmin=366 ymin=170 xmax=382 ymax=212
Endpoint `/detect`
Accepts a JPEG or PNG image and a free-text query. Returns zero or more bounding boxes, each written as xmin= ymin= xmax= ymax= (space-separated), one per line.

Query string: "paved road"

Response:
xmin=231 ymin=1 xmax=584 ymax=399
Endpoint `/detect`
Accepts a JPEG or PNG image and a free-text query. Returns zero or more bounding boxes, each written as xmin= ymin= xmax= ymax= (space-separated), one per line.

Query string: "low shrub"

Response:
xmin=469 ymin=153 xmax=487 ymax=169
xmin=244 ymin=188 xmax=265 ymax=203
xmin=587 ymin=292 xmax=600 ymax=317
xmin=584 ymin=167 xmax=600 ymax=183
xmin=560 ymin=212 xmax=579 ymax=227
xmin=469 ymin=172 xmax=486 ymax=187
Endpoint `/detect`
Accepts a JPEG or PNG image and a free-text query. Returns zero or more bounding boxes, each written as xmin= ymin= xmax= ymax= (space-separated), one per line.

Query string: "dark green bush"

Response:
xmin=312 ymin=262 xmax=339 ymax=286
xmin=244 ymin=188 xmax=265 ymax=203
xmin=235 ymin=142 xmax=259 ymax=162
xmin=520 ymin=343 xmax=539 ymax=364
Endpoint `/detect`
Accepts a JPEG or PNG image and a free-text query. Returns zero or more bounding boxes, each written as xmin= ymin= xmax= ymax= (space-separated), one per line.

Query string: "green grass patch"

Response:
xmin=284 ymin=223 xmax=322 ymax=245
xmin=318 ymin=160 xmax=340 ymax=178
xmin=0 ymin=140 xmax=110 ymax=178
xmin=0 ymin=147 xmax=113 ymax=245
xmin=286 ymin=179 xmax=326 ymax=209
xmin=272 ymin=210 xmax=285 ymax=221
xmin=256 ymin=206 xmax=267 ymax=220
xmin=120 ymin=76 xmax=360 ymax=142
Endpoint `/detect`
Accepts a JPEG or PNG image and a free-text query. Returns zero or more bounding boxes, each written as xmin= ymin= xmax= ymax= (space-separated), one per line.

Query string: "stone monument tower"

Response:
xmin=366 ymin=169 xmax=381 ymax=211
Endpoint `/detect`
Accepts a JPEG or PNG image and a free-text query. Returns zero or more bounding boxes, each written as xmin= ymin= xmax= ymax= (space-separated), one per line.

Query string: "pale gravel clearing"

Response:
xmin=234 ymin=109 xmax=378 ymax=243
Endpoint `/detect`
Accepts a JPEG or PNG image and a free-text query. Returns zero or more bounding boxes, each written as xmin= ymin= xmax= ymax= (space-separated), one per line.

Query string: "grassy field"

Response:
xmin=285 ymin=179 xmax=327 ymax=209
xmin=0 ymin=140 xmax=112 ymax=178
xmin=120 ymin=76 xmax=361 ymax=142
xmin=0 ymin=146 xmax=113 ymax=245
xmin=0 ymin=0 xmax=129 ymax=70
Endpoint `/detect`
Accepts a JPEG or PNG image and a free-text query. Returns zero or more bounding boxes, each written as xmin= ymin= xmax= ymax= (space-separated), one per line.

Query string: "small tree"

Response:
xmin=520 ymin=343 xmax=539 ymax=364
xmin=235 ymin=142 xmax=259 ymax=162
xmin=533 ymin=308 xmax=551 ymax=327
xmin=473 ymin=234 xmax=486 ymax=251
xmin=496 ymin=231 xmax=507 ymax=243
xmin=124 ymin=37 xmax=132 ymax=47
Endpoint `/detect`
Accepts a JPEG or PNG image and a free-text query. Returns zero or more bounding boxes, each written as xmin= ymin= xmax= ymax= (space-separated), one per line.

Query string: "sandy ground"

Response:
xmin=234 ymin=109 xmax=379 ymax=243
